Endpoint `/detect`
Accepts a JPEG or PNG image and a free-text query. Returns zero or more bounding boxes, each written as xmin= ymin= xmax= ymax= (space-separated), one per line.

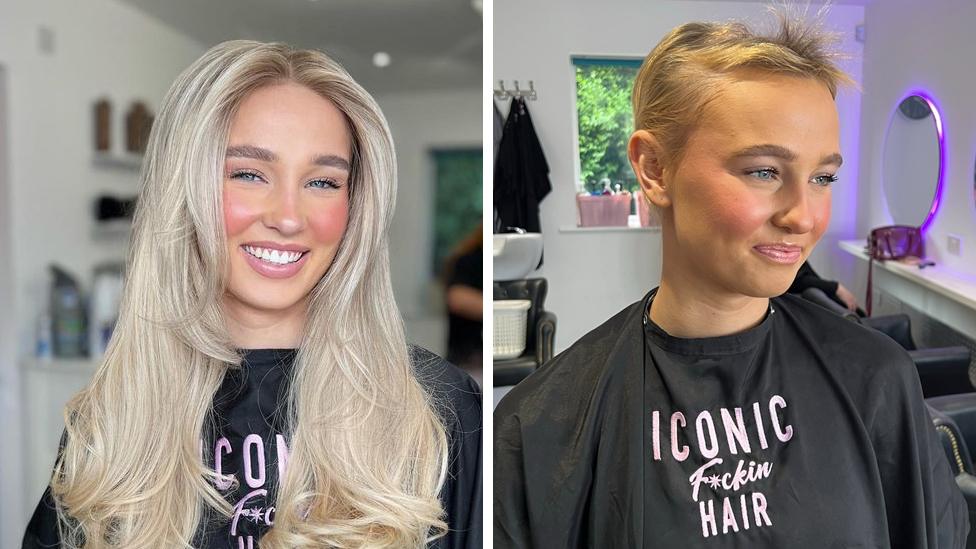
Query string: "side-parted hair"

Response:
xmin=52 ymin=41 xmax=448 ymax=548
xmin=632 ymin=5 xmax=857 ymax=169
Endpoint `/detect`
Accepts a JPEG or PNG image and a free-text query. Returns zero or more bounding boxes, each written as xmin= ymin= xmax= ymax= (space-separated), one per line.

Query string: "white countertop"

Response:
xmin=839 ymin=239 xmax=976 ymax=311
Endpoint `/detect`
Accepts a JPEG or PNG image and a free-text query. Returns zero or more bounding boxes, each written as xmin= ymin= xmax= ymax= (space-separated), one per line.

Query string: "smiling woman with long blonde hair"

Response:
xmin=22 ymin=41 xmax=481 ymax=549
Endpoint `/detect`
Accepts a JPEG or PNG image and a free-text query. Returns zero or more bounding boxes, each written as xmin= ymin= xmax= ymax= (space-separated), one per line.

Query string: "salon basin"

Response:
xmin=493 ymin=233 xmax=542 ymax=281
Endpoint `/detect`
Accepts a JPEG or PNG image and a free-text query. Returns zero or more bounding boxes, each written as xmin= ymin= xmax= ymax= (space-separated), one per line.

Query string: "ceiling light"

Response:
xmin=372 ymin=52 xmax=391 ymax=68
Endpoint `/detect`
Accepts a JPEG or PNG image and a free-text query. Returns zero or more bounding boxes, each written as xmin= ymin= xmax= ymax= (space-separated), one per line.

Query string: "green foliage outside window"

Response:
xmin=574 ymin=58 xmax=641 ymax=194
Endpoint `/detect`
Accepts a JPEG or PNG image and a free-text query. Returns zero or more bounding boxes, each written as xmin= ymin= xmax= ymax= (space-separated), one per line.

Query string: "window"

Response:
xmin=572 ymin=57 xmax=642 ymax=195
xmin=431 ymin=148 xmax=482 ymax=274
xmin=572 ymin=57 xmax=659 ymax=228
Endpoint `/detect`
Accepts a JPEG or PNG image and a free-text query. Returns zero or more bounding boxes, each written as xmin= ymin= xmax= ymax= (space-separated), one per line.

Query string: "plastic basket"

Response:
xmin=576 ymin=193 xmax=631 ymax=227
xmin=493 ymin=299 xmax=532 ymax=360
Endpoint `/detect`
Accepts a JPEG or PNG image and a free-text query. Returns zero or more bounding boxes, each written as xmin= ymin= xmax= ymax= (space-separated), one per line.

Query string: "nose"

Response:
xmin=263 ymin=182 xmax=304 ymax=235
xmin=772 ymin=182 xmax=820 ymax=235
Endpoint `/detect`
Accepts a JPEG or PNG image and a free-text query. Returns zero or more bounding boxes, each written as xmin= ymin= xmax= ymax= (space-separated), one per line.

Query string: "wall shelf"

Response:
xmin=839 ymin=239 xmax=976 ymax=312
xmin=92 ymin=151 xmax=143 ymax=171
xmin=559 ymin=225 xmax=660 ymax=234
xmin=92 ymin=218 xmax=132 ymax=239
xmin=840 ymin=239 xmax=976 ymax=340
xmin=21 ymin=357 xmax=98 ymax=375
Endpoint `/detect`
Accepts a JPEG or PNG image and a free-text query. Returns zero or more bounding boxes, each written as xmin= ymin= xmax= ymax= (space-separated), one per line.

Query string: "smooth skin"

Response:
xmin=629 ymin=70 xmax=843 ymax=338
xmin=222 ymin=82 xmax=352 ymax=348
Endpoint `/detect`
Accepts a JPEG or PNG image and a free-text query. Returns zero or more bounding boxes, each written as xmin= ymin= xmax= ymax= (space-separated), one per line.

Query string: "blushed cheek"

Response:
xmin=703 ymin=187 xmax=769 ymax=238
xmin=812 ymin=198 xmax=832 ymax=237
xmin=223 ymin=187 xmax=261 ymax=238
xmin=307 ymin=197 xmax=350 ymax=246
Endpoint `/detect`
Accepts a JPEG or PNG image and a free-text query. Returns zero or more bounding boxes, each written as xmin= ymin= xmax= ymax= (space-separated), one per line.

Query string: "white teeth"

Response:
xmin=244 ymin=246 xmax=303 ymax=265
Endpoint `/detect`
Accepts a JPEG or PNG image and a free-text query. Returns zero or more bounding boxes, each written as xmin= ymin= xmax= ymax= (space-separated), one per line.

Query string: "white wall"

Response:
xmin=850 ymin=0 xmax=976 ymax=336
xmin=0 ymin=64 xmax=17 ymax=545
xmin=493 ymin=0 xmax=865 ymax=351
xmin=0 ymin=1 xmax=206 ymax=545
xmin=377 ymin=90 xmax=482 ymax=352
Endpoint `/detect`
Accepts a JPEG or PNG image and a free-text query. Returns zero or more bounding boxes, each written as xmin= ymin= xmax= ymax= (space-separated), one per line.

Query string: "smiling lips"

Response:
xmin=240 ymin=242 xmax=310 ymax=278
xmin=753 ymin=244 xmax=802 ymax=264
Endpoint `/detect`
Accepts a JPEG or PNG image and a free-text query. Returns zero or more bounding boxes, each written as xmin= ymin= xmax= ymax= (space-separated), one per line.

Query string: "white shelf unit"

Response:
xmin=839 ymin=239 xmax=976 ymax=338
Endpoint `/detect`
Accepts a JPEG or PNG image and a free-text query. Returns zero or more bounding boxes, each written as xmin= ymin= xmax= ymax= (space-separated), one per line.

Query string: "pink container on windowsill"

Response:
xmin=635 ymin=192 xmax=661 ymax=227
xmin=576 ymin=192 xmax=631 ymax=227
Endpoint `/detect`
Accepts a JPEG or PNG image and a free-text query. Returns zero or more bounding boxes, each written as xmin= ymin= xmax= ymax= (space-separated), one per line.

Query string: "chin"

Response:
xmin=755 ymin=280 xmax=793 ymax=299
xmin=227 ymin=288 xmax=306 ymax=314
xmin=733 ymin=275 xmax=793 ymax=300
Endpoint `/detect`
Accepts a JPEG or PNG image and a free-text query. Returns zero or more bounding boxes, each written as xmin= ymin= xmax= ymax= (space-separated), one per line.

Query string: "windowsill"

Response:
xmin=561 ymin=215 xmax=661 ymax=233
xmin=559 ymin=225 xmax=661 ymax=233
xmin=838 ymin=239 xmax=976 ymax=311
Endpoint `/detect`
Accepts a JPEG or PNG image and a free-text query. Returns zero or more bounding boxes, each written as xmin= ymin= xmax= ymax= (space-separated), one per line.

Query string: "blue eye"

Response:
xmin=747 ymin=168 xmax=778 ymax=181
xmin=306 ymin=179 xmax=342 ymax=190
xmin=230 ymin=170 xmax=264 ymax=183
xmin=812 ymin=174 xmax=838 ymax=187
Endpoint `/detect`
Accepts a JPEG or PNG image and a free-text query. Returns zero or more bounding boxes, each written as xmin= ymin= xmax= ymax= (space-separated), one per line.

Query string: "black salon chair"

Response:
xmin=802 ymin=288 xmax=973 ymax=398
xmin=927 ymin=395 xmax=976 ymax=547
xmin=493 ymin=278 xmax=556 ymax=386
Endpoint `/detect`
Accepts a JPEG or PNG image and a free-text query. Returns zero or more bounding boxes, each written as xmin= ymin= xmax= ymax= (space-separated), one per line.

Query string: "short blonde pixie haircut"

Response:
xmin=632 ymin=7 xmax=857 ymax=170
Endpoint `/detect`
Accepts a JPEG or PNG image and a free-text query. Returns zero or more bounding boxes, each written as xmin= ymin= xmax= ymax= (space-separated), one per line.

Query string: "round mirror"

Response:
xmin=881 ymin=93 xmax=944 ymax=230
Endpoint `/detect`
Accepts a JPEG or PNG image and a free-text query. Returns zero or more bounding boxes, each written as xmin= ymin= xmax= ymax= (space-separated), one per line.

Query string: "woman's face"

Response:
xmin=222 ymin=82 xmax=352 ymax=323
xmin=661 ymin=72 xmax=841 ymax=300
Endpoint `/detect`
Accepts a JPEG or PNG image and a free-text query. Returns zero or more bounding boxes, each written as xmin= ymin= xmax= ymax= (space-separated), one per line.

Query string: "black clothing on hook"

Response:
xmin=494 ymin=97 xmax=551 ymax=234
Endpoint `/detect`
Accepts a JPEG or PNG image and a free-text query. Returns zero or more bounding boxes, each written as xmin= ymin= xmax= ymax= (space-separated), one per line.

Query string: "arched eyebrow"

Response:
xmin=730 ymin=144 xmax=843 ymax=167
xmin=225 ymin=144 xmax=351 ymax=171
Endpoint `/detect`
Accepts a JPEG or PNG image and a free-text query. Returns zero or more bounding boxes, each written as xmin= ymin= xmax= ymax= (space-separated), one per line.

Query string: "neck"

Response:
xmin=649 ymin=220 xmax=770 ymax=338
xmin=222 ymin=296 xmax=306 ymax=349
xmin=649 ymin=280 xmax=769 ymax=339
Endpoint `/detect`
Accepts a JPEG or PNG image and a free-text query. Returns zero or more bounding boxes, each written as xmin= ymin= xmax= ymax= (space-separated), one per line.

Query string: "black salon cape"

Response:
xmin=494 ymin=97 xmax=551 ymax=233
xmin=23 ymin=346 xmax=482 ymax=549
xmin=494 ymin=290 xmax=968 ymax=548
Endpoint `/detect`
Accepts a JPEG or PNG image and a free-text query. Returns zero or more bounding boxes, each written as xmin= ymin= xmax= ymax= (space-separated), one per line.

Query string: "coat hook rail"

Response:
xmin=494 ymin=79 xmax=537 ymax=101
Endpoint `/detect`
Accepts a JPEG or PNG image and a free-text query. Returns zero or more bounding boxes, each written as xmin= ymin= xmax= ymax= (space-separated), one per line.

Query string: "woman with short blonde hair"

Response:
xmin=495 ymin=9 xmax=966 ymax=547
xmin=24 ymin=41 xmax=481 ymax=549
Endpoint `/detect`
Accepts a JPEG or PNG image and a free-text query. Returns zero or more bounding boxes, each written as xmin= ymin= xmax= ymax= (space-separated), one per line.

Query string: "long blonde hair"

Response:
xmin=52 ymin=41 xmax=448 ymax=548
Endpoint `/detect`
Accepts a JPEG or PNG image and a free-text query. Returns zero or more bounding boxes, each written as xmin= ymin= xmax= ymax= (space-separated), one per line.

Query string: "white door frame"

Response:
xmin=0 ymin=63 xmax=24 ymax=548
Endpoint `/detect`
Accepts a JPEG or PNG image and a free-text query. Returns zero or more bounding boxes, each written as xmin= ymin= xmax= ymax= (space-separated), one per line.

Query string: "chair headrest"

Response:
xmin=927 ymin=399 xmax=976 ymax=475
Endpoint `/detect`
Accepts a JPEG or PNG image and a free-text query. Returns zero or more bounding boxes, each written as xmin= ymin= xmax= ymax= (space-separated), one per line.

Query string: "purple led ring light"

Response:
xmin=897 ymin=90 xmax=946 ymax=233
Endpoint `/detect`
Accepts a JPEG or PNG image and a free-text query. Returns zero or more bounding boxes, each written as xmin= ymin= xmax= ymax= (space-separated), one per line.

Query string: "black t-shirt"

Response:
xmin=23 ymin=346 xmax=482 ymax=549
xmin=494 ymin=289 xmax=968 ymax=548
xmin=447 ymin=246 xmax=483 ymax=366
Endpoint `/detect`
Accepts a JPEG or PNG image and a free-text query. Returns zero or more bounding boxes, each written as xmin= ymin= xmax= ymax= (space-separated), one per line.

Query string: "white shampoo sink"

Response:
xmin=493 ymin=233 xmax=543 ymax=281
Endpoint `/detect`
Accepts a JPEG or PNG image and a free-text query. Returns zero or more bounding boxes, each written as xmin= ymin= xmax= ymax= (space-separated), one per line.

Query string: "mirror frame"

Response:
xmin=883 ymin=90 xmax=945 ymax=232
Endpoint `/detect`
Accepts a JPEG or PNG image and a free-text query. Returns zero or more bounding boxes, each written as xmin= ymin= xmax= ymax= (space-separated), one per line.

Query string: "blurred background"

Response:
xmin=0 ymin=0 xmax=482 ymax=545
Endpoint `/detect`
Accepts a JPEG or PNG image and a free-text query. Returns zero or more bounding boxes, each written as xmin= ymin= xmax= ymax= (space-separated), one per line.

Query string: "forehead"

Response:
xmin=688 ymin=72 xmax=840 ymax=159
xmin=228 ymin=82 xmax=353 ymax=155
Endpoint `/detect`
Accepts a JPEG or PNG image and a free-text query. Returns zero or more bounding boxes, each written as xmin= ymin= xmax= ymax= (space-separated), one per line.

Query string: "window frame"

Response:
xmin=570 ymin=55 xmax=644 ymax=195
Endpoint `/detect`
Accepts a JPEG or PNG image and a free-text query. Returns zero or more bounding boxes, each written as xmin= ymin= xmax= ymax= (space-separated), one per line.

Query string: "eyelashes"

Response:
xmin=812 ymin=174 xmax=839 ymax=186
xmin=229 ymin=169 xmax=343 ymax=190
xmin=745 ymin=167 xmax=838 ymax=187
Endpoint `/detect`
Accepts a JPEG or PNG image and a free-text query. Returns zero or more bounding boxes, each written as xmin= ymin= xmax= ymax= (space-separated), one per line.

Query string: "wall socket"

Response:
xmin=947 ymin=234 xmax=962 ymax=256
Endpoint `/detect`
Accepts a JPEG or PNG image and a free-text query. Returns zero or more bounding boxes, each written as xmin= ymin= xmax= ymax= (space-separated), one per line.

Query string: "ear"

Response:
xmin=628 ymin=130 xmax=671 ymax=208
